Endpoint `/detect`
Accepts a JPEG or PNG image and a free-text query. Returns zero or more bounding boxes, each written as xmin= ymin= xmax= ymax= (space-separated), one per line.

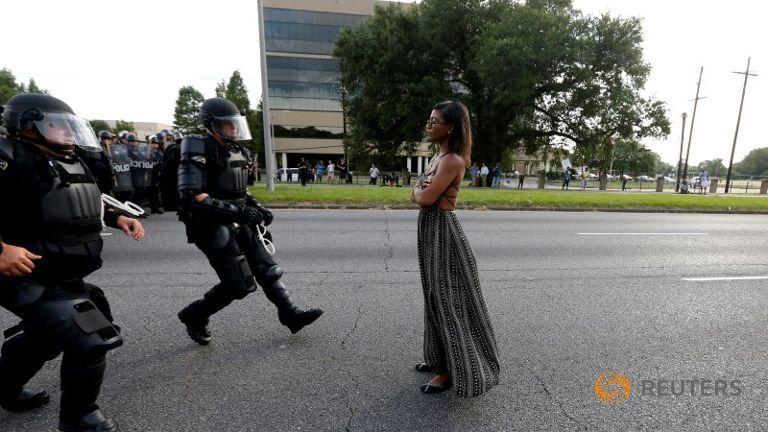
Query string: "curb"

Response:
xmin=264 ymin=204 xmax=768 ymax=215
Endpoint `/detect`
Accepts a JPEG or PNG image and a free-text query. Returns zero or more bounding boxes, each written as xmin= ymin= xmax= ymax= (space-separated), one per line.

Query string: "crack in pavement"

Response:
xmin=529 ymin=367 xmax=588 ymax=431
xmin=383 ymin=210 xmax=394 ymax=272
xmin=340 ymin=303 xmax=364 ymax=350
xmin=339 ymin=302 xmax=364 ymax=431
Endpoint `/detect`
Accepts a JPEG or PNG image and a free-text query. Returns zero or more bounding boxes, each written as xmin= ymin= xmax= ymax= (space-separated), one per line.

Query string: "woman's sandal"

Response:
xmin=420 ymin=378 xmax=452 ymax=394
xmin=415 ymin=362 xmax=434 ymax=373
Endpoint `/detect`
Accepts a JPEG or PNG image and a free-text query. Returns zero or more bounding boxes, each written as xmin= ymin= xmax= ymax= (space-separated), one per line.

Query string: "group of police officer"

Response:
xmin=0 ymin=93 xmax=323 ymax=431
xmin=89 ymin=127 xmax=182 ymax=215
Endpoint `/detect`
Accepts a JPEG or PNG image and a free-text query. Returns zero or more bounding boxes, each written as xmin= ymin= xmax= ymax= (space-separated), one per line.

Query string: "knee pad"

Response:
xmin=212 ymin=255 xmax=257 ymax=300
xmin=257 ymin=265 xmax=283 ymax=288
xmin=22 ymin=299 xmax=123 ymax=356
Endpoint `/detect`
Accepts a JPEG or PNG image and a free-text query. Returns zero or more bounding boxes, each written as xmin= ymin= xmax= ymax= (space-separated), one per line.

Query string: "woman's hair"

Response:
xmin=432 ymin=100 xmax=472 ymax=165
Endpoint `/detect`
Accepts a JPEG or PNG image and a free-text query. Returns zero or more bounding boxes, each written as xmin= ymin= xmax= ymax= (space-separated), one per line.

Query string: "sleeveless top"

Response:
xmin=417 ymin=153 xmax=462 ymax=211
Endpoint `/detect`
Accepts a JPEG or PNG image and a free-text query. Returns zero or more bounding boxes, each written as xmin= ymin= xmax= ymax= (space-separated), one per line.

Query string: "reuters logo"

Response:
xmin=594 ymin=371 xmax=632 ymax=405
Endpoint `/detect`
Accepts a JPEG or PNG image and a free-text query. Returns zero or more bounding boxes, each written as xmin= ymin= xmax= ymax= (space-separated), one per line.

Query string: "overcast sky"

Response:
xmin=3 ymin=0 xmax=765 ymax=165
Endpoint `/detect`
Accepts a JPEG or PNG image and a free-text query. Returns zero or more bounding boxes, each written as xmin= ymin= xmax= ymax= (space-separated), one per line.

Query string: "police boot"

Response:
xmin=0 ymin=388 xmax=50 ymax=412
xmin=264 ymin=281 xmax=323 ymax=334
xmin=58 ymin=409 xmax=116 ymax=432
xmin=178 ymin=304 xmax=212 ymax=345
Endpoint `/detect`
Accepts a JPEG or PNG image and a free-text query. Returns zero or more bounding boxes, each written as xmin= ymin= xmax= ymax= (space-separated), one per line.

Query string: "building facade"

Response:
xmin=263 ymin=0 xmax=430 ymax=173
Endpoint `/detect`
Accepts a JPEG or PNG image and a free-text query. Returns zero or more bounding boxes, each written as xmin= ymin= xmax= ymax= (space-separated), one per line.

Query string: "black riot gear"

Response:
xmin=0 ymin=123 xmax=137 ymax=430
xmin=1 ymin=93 xmax=101 ymax=156
xmin=108 ymin=139 xmax=134 ymax=201
xmin=176 ymin=99 xmax=322 ymax=344
xmin=98 ymin=131 xmax=114 ymax=142
xmin=198 ymin=98 xmax=252 ymax=143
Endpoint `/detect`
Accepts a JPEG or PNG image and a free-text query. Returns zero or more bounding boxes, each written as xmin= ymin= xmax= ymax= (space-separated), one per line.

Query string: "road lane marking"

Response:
xmin=577 ymin=232 xmax=707 ymax=236
xmin=682 ymin=276 xmax=768 ymax=282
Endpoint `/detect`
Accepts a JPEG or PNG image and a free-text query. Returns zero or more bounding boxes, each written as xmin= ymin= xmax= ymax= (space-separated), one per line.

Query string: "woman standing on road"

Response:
xmin=410 ymin=101 xmax=500 ymax=397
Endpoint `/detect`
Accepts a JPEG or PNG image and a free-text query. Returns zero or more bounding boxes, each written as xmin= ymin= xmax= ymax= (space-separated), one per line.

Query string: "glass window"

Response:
xmin=269 ymin=97 xmax=342 ymax=112
xmin=266 ymin=38 xmax=336 ymax=56
xmin=274 ymin=125 xmax=344 ymax=139
xmin=268 ymin=81 xmax=341 ymax=100
xmin=267 ymin=56 xmax=339 ymax=72
xmin=265 ymin=8 xmax=367 ymax=27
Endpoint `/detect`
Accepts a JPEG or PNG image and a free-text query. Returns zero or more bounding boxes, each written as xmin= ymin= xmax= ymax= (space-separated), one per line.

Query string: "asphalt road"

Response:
xmin=2 ymin=210 xmax=768 ymax=432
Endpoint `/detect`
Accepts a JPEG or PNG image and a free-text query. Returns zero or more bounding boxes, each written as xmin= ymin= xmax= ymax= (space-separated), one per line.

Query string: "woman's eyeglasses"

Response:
xmin=426 ymin=118 xmax=448 ymax=127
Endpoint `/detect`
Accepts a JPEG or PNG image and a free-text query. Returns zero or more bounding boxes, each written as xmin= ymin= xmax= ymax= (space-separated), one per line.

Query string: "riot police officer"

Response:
xmin=146 ymin=135 xmax=164 ymax=214
xmin=0 ymin=93 xmax=145 ymax=431
xmin=176 ymin=98 xmax=323 ymax=344
xmin=75 ymin=130 xmax=116 ymax=194
xmin=127 ymin=134 xmax=152 ymax=209
xmin=109 ymin=131 xmax=133 ymax=203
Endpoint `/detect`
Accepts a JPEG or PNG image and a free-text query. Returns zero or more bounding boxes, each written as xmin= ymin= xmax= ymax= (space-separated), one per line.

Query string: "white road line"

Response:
xmin=682 ymin=276 xmax=768 ymax=282
xmin=577 ymin=232 xmax=708 ymax=236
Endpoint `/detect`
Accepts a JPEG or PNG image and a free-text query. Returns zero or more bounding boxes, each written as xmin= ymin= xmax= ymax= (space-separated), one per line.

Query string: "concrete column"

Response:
xmin=406 ymin=157 xmax=412 ymax=172
xmin=281 ymin=153 xmax=288 ymax=170
xmin=417 ymin=156 xmax=423 ymax=174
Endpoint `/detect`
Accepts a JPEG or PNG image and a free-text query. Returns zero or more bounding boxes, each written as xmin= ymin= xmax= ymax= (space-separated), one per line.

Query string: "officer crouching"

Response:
xmin=0 ymin=94 xmax=145 ymax=432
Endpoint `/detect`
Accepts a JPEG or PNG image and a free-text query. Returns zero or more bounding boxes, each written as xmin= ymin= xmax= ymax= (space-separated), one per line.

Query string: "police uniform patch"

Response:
xmin=0 ymin=159 xmax=8 ymax=171
xmin=192 ymin=155 xmax=206 ymax=164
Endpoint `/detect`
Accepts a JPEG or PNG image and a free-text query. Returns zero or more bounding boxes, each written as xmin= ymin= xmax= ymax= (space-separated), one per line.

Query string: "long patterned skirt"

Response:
xmin=417 ymin=205 xmax=500 ymax=398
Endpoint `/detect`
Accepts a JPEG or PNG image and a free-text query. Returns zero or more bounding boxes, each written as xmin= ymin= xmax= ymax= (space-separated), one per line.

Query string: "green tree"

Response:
xmin=215 ymin=80 xmax=227 ymax=98
xmin=173 ymin=85 xmax=206 ymax=135
xmin=609 ymin=139 xmax=655 ymax=176
xmin=0 ymin=68 xmax=23 ymax=105
xmin=734 ymin=148 xmax=768 ymax=176
xmin=696 ymin=158 xmax=726 ymax=177
xmin=224 ymin=70 xmax=251 ymax=114
xmin=25 ymin=78 xmax=48 ymax=95
xmin=114 ymin=120 xmax=135 ymax=133
xmin=89 ymin=119 xmax=111 ymax=133
xmin=335 ymin=0 xmax=669 ymax=167
xmin=245 ymin=100 xmax=265 ymax=161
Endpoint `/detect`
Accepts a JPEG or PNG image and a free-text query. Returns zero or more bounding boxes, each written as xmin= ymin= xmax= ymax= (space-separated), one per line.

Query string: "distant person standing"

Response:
xmin=316 ymin=161 xmax=325 ymax=183
xmin=326 ymin=160 xmax=335 ymax=184
xmin=369 ymin=164 xmax=380 ymax=185
xmin=562 ymin=167 xmax=571 ymax=190
xmin=480 ymin=163 xmax=489 ymax=187
xmin=491 ymin=163 xmax=501 ymax=188
xmin=337 ymin=159 xmax=347 ymax=183
xmin=469 ymin=162 xmax=479 ymax=187
xmin=580 ymin=168 xmax=589 ymax=190
xmin=700 ymin=169 xmax=709 ymax=194
xmin=517 ymin=172 xmax=525 ymax=189
xmin=298 ymin=158 xmax=309 ymax=186
xmin=621 ymin=175 xmax=628 ymax=191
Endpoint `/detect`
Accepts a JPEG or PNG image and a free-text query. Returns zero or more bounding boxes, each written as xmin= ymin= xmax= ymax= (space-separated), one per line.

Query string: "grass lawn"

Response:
xmin=250 ymin=183 xmax=768 ymax=212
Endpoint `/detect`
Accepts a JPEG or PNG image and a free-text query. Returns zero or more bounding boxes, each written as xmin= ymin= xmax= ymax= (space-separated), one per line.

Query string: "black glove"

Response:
xmin=238 ymin=206 xmax=263 ymax=228
xmin=256 ymin=206 xmax=273 ymax=226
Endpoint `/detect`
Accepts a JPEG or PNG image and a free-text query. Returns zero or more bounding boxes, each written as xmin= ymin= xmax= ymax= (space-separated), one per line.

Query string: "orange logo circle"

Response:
xmin=594 ymin=371 xmax=632 ymax=405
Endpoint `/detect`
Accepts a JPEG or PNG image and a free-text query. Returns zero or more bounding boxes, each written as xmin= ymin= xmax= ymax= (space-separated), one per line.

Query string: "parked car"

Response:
xmin=620 ymin=174 xmax=633 ymax=181
xmin=662 ymin=176 xmax=676 ymax=183
xmin=635 ymin=175 xmax=653 ymax=182
xmin=276 ymin=167 xmax=299 ymax=182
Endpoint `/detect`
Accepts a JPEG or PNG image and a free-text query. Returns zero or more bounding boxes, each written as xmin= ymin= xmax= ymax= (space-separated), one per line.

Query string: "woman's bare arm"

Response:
xmin=411 ymin=154 xmax=464 ymax=207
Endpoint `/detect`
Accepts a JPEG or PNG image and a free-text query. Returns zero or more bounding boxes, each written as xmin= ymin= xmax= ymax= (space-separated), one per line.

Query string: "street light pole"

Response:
xmin=682 ymin=67 xmax=705 ymax=183
xmin=257 ymin=0 xmax=275 ymax=192
xmin=675 ymin=112 xmax=687 ymax=192
xmin=725 ymin=57 xmax=758 ymax=193
xmin=340 ymin=85 xmax=348 ymax=167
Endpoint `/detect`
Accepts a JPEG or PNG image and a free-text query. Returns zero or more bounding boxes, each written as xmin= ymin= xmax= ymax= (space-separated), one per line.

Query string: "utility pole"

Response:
xmin=725 ymin=57 xmax=758 ymax=193
xmin=257 ymin=0 xmax=275 ymax=192
xmin=682 ymin=67 xmax=705 ymax=183
xmin=340 ymin=85 xmax=349 ymax=167
xmin=675 ymin=112 xmax=687 ymax=192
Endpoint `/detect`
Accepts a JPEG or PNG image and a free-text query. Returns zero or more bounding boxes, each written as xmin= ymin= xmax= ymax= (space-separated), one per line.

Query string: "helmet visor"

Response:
xmin=211 ymin=114 xmax=252 ymax=141
xmin=34 ymin=113 xmax=102 ymax=152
